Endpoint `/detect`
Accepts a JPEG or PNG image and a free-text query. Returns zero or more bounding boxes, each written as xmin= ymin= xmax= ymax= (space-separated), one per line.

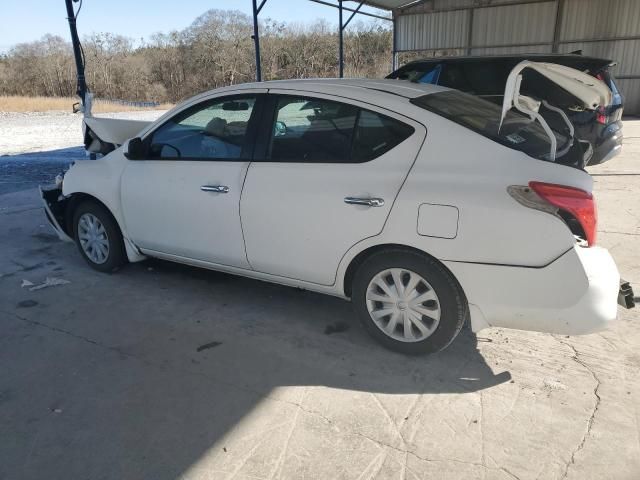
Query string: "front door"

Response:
xmin=121 ymin=92 xmax=264 ymax=268
xmin=240 ymin=92 xmax=425 ymax=285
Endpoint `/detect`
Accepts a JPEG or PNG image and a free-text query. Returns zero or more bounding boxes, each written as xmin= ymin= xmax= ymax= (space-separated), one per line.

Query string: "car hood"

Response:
xmin=84 ymin=117 xmax=151 ymax=147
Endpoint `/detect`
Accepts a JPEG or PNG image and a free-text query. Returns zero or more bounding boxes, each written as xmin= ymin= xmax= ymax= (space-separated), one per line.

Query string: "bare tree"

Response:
xmin=0 ymin=9 xmax=393 ymax=104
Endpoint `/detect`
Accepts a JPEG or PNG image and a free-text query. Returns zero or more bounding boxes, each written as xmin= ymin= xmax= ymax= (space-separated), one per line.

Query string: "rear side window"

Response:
xmin=412 ymin=90 xmax=569 ymax=161
xmin=268 ymin=96 xmax=414 ymax=163
xmin=352 ymin=110 xmax=415 ymax=162
xmin=269 ymin=96 xmax=357 ymax=162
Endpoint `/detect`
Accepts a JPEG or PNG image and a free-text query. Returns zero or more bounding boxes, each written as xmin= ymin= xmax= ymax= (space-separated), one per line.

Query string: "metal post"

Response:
xmin=466 ymin=8 xmax=474 ymax=55
xmin=64 ymin=0 xmax=87 ymax=104
xmin=252 ymin=0 xmax=262 ymax=81
xmin=392 ymin=13 xmax=399 ymax=71
xmin=552 ymin=0 xmax=565 ymax=53
xmin=338 ymin=0 xmax=344 ymax=78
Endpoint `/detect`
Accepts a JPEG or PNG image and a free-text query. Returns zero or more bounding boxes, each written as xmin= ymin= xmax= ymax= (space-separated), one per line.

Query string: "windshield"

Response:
xmin=411 ymin=90 xmax=570 ymax=161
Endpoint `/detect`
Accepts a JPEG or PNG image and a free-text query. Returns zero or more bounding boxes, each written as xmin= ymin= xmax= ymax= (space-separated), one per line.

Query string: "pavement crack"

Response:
xmin=5 ymin=310 xmax=131 ymax=357
xmin=288 ymin=401 xmax=334 ymax=426
xmin=352 ymin=430 xmax=488 ymax=469
xmin=556 ymin=337 xmax=602 ymax=480
xmin=479 ymin=390 xmax=486 ymax=471
xmin=369 ymin=392 xmax=409 ymax=446
xmin=501 ymin=466 xmax=522 ymax=480
xmin=599 ymin=230 xmax=640 ymax=236
xmin=269 ymin=388 xmax=307 ymax=479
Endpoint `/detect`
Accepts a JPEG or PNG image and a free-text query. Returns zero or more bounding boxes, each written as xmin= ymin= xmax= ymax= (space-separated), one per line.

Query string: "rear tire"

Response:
xmin=73 ymin=201 xmax=126 ymax=273
xmin=352 ymin=248 xmax=468 ymax=355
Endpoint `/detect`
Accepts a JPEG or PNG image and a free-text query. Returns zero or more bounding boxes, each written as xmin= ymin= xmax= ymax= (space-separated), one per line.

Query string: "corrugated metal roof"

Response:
xmin=471 ymin=45 xmax=552 ymax=56
xmin=560 ymin=0 xmax=640 ymax=41
xmin=397 ymin=9 xmax=469 ymax=51
xmin=615 ymin=78 xmax=640 ymax=114
xmin=471 ymin=1 xmax=556 ymax=47
xmin=559 ymin=40 xmax=640 ymax=76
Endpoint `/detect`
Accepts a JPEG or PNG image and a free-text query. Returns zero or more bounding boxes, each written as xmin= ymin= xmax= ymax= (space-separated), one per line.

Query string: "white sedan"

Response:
xmin=41 ymin=77 xmax=634 ymax=354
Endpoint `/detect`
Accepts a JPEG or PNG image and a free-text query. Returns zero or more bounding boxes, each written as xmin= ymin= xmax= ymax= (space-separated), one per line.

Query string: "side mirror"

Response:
xmin=124 ymin=137 xmax=146 ymax=160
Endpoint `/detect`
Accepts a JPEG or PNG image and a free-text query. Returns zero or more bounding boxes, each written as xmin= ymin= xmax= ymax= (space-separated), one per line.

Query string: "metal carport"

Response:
xmin=63 ymin=0 xmax=640 ymax=113
xmin=250 ymin=0 xmax=640 ymax=114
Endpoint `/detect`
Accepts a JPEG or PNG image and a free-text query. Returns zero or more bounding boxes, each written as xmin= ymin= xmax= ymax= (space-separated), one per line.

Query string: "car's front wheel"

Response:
xmin=352 ymin=249 xmax=468 ymax=355
xmin=73 ymin=201 xmax=126 ymax=273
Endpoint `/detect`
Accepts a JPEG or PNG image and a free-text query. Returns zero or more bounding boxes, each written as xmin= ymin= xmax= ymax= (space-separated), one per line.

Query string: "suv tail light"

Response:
xmin=528 ymin=181 xmax=597 ymax=246
xmin=594 ymin=73 xmax=609 ymax=124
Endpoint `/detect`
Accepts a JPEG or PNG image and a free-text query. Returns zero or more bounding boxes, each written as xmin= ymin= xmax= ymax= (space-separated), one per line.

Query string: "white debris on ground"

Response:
xmin=22 ymin=277 xmax=71 ymax=291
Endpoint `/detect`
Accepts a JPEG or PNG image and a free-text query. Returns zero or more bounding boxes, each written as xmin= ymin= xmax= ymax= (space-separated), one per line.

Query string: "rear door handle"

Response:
xmin=344 ymin=197 xmax=385 ymax=207
xmin=201 ymin=185 xmax=229 ymax=194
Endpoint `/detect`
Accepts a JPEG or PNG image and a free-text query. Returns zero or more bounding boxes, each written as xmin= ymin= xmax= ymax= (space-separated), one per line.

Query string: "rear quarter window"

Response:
xmin=352 ymin=110 xmax=415 ymax=162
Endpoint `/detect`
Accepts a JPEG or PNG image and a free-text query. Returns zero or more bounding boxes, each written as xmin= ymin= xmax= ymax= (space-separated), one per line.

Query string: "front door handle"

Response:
xmin=201 ymin=185 xmax=229 ymax=194
xmin=344 ymin=197 xmax=385 ymax=207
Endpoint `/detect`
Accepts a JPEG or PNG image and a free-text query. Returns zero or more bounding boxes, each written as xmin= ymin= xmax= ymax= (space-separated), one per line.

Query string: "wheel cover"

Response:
xmin=365 ymin=268 xmax=441 ymax=343
xmin=77 ymin=213 xmax=110 ymax=265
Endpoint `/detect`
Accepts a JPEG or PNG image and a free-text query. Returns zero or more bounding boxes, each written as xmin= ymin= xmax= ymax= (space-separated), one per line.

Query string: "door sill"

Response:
xmin=139 ymin=249 xmax=346 ymax=299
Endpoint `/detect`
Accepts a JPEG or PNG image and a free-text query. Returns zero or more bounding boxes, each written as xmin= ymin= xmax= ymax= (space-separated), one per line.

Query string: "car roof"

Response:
xmin=206 ymin=78 xmax=449 ymax=100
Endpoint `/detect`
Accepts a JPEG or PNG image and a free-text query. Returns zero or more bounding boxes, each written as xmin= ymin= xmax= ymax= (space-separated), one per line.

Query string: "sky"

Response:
xmin=0 ymin=0 xmax=389 ymax=53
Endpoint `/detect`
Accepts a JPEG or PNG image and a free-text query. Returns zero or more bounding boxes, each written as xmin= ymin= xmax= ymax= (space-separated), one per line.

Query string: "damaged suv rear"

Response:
xmin=388 ymin=53 xmax=624 ymax=166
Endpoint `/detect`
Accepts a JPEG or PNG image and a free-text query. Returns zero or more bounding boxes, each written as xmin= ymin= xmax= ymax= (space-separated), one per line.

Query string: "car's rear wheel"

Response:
xmin=73 ymin=201 xmax=126 ymax=273
xmin=352 ymin=249 xmax=468 ymax=355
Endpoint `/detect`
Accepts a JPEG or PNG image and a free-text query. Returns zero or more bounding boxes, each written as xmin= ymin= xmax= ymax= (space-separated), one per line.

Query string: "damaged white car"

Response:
xmin=41 ymin=67 xmax=635 ymax=354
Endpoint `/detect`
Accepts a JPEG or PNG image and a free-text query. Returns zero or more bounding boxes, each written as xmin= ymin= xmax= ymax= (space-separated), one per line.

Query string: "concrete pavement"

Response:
xmin=1 ymin=121 xmax=639 ymax=480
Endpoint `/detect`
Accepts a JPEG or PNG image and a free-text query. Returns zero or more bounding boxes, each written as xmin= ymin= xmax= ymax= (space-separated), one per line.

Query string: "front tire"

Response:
xmin=73 ymin=201 xmax=126 ymax=273
xmin=352 ymin=249 xmax=468 ymax=355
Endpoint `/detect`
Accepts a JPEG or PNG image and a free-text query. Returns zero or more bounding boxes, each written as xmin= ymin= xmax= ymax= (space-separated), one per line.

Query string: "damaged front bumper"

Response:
xmin=39 ymin=185 xmax=73 ymax=242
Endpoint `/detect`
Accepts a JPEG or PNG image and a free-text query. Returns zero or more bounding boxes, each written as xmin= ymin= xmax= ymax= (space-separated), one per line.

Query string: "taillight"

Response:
xmin=528 ymin=181 xmax=597 ymax=246
xmin=594 ymin=73 xmax=609 ymax=124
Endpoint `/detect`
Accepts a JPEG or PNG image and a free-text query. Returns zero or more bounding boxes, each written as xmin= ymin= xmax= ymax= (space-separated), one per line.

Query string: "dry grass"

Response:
xmin=0 ymin=95 xmax=173 ymax=113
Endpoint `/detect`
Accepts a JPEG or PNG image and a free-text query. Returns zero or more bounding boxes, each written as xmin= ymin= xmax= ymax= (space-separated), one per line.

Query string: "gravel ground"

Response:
xmin=0 ymin=110 xmax=166 ymax=195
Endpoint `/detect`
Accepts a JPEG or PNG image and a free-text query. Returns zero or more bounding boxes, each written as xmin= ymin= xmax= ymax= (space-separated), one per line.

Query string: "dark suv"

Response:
xmin=387 ymin=53 xmax=624 ymax=166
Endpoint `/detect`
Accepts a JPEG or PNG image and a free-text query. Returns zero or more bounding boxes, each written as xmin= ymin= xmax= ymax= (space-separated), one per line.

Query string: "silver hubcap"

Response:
xmin=78 ymin=213 xmax=109 ymax=264
xmin=366 ymin=268 xmax=441 ymax=343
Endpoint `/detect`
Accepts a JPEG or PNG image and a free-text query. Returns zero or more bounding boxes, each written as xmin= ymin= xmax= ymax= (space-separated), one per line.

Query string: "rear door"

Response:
xmin=240 ymin=91 xmax=425 ymax=285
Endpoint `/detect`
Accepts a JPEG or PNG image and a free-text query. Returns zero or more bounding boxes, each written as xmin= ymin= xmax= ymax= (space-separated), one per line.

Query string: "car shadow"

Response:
xmin=3 ymin=211 xmax=512 ymax=480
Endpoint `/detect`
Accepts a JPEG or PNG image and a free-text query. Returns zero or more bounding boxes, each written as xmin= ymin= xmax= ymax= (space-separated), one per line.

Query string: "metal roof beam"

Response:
xmin=308 ymin=0 xmax=391 ymax=21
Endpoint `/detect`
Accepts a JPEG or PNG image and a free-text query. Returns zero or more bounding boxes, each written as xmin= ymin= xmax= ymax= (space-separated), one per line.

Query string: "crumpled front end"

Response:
xmin=40 ymin=184 xmax=73 ymax=242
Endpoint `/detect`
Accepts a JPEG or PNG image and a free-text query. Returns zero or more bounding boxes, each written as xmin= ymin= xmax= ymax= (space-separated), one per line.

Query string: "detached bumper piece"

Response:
xmin=618 ymin=280 xmax=635 ymax=309
xmin=39 ymin=185 xmax=73 ymax=242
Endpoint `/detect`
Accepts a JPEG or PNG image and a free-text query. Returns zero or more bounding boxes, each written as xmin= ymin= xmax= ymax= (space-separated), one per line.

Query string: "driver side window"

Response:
xmin=148 ymin=96 xmax=257 ymax=160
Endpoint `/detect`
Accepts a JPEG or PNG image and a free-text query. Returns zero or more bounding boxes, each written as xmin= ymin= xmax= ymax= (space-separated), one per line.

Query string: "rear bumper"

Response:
xmin=446 ymin=246 xmax=626 ymax=335
xmin=588 ymin=121 xmax=623 ymax=166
